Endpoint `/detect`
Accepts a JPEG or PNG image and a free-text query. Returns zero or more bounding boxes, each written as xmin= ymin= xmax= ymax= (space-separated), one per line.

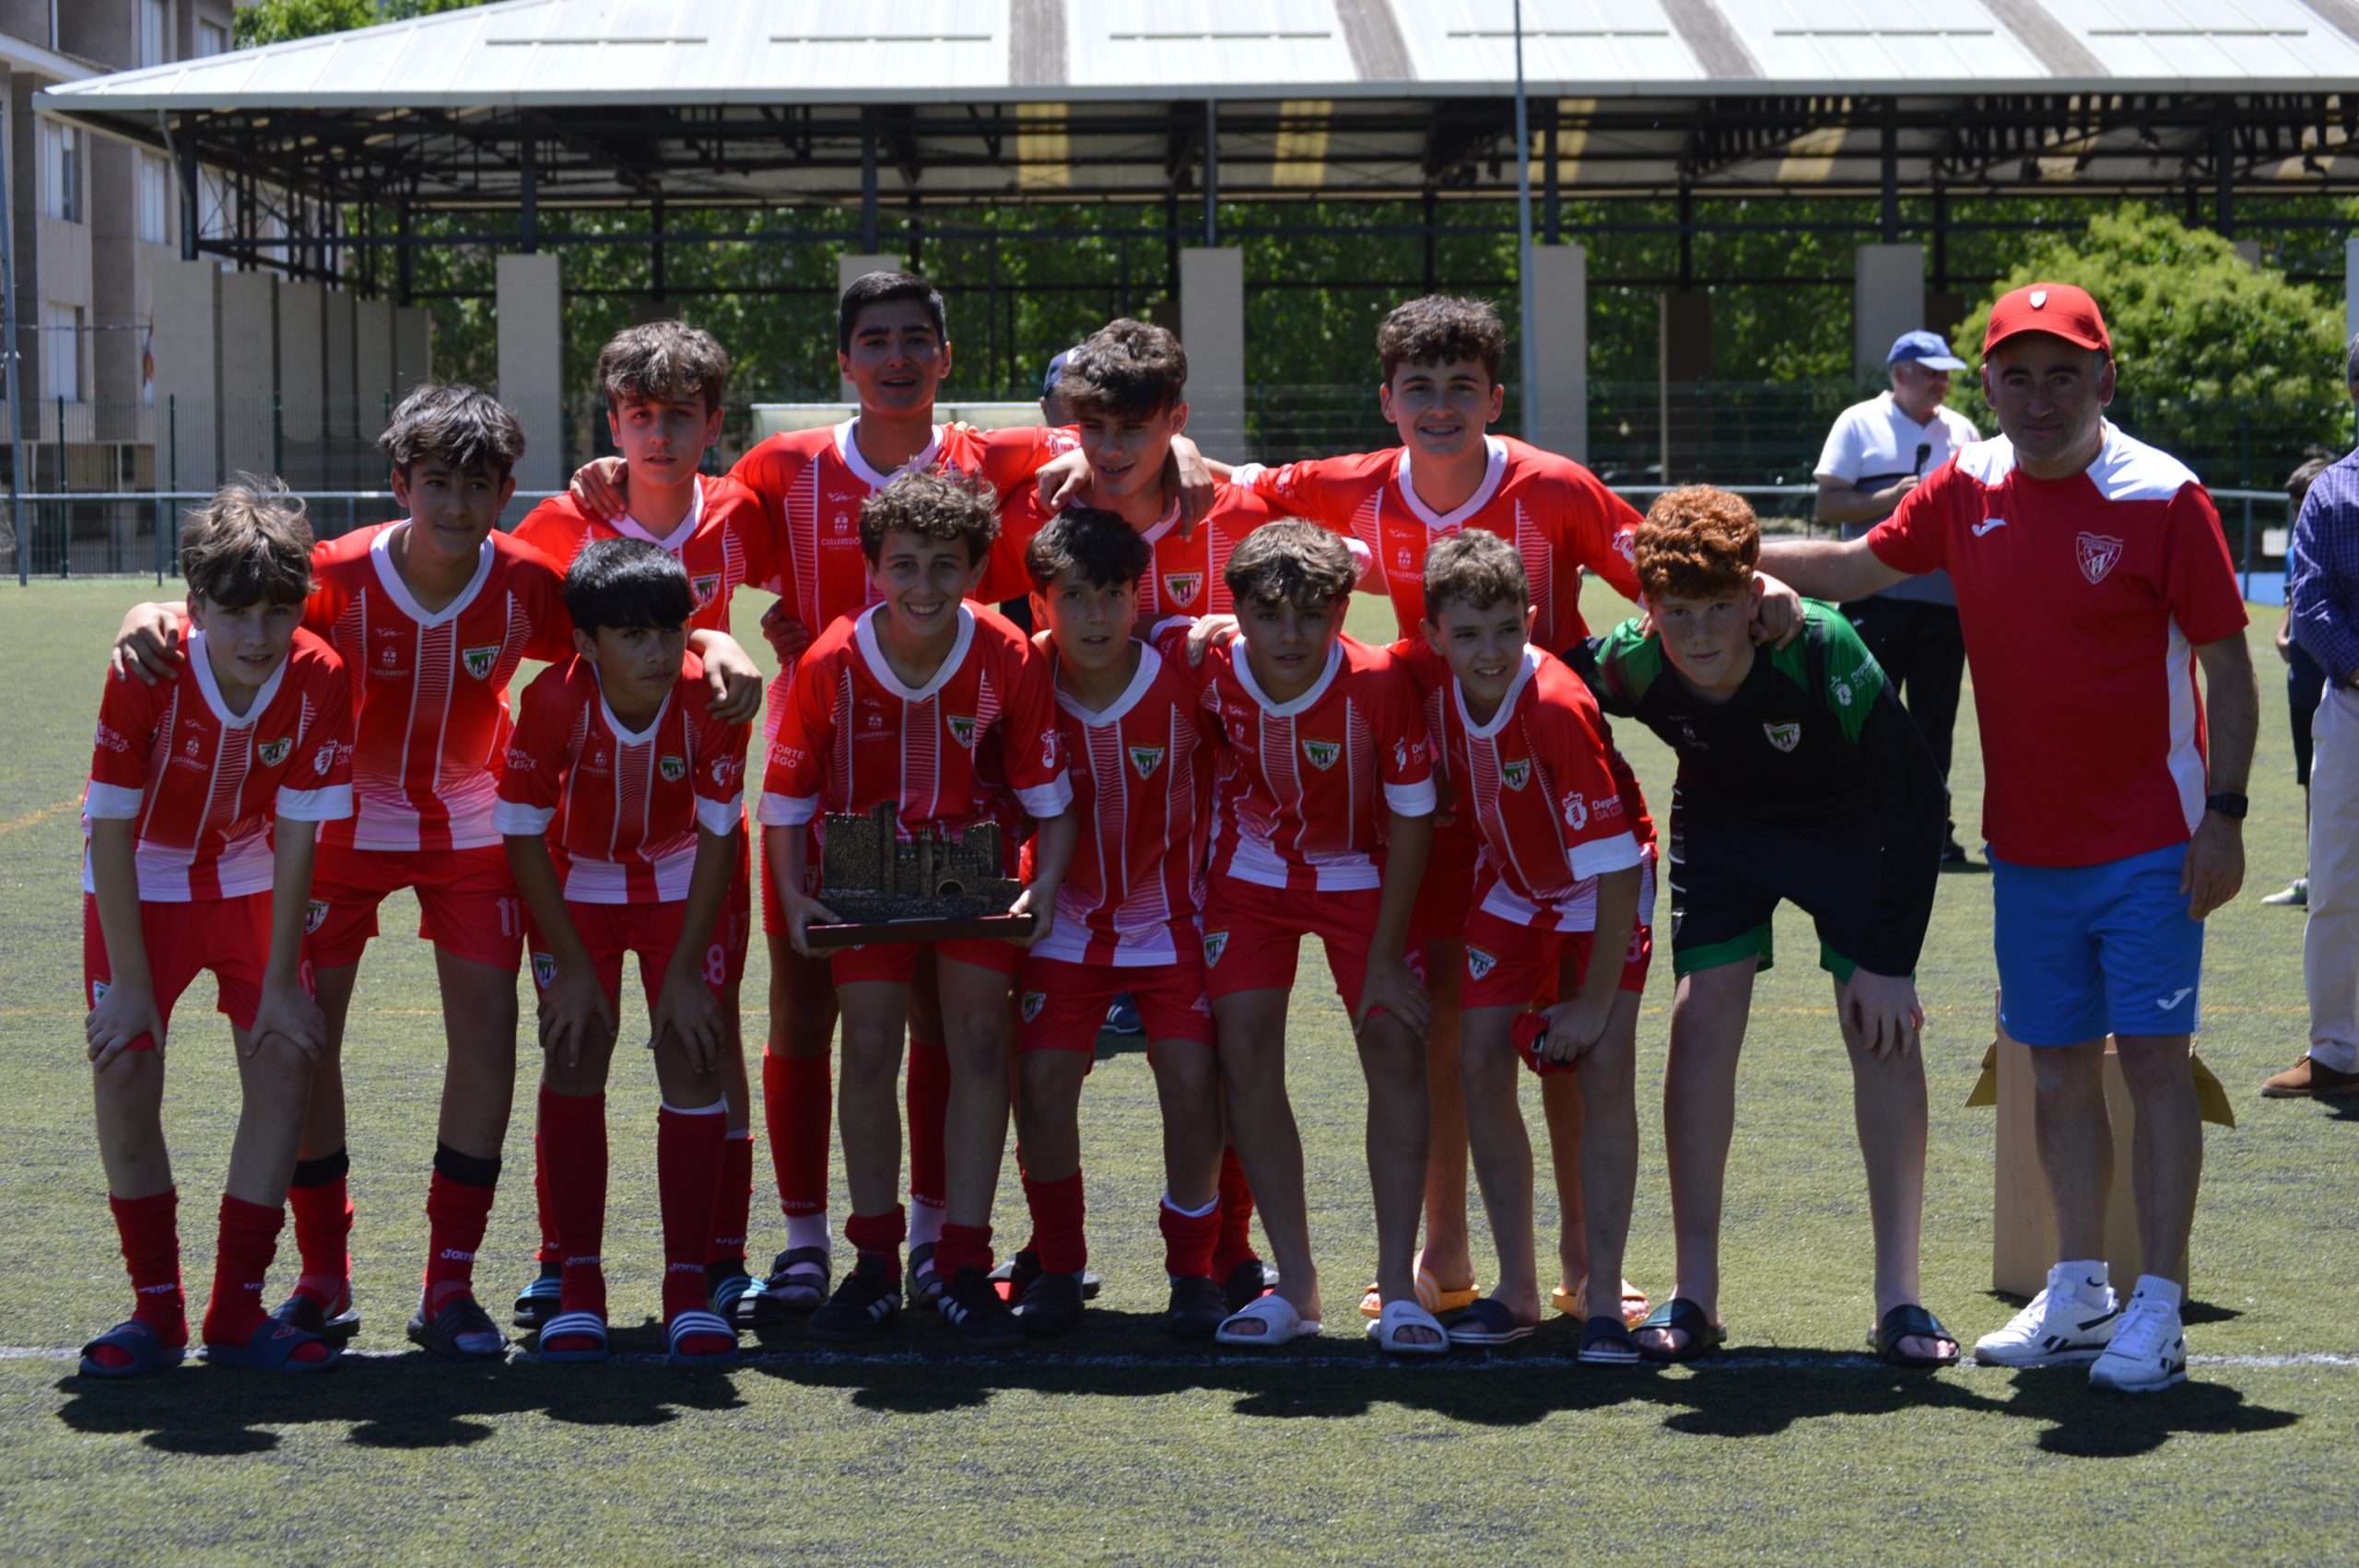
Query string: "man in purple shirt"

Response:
xmin=2263 ymin=332 xmax=2359 ymax=1098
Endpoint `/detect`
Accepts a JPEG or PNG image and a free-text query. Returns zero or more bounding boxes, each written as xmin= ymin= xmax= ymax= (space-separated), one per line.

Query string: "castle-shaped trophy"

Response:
xmin=803 ymin=802 xmax=1029 ymax=950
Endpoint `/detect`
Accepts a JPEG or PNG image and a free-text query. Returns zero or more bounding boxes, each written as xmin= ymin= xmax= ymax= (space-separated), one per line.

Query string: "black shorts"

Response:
xmin=1668 ymin=797 xmax=1881 ymax=982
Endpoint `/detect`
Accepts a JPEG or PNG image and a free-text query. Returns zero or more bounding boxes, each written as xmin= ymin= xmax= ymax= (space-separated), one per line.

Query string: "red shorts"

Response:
xmin=716 ymin=833 xmax=753 ymax=987
xmin=307 ymin=842 xmax=525 ymax=972
xmin=830 ymin=936 xmax=1019 ymax=988
xmin=1408 ymin=825 xmax=1480 ymax=961
xmin=1199 ymin=874 xmax=1425 ymax=1011
xmin=82 ymin=892 xmax=299 ymax=1050
xmin=1018 ymin=952 xmax=1215 ymax=1059
xmin=527 ymin=899 xmax=730 ymax=1013
xmin=1460 ymin=905 xmax=1654 ymax=1011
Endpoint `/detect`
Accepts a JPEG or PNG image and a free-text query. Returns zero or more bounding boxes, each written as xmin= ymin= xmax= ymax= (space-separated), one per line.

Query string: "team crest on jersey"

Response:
xmin=1163 ymin=572 xmax=1203 ymax=607
xmin=1561 ymin=791 xmax=1589 ymax=830
xmin=2075 ymin=532 xmax=2124 ymax=585
xmin=531 ymin=953 xmax=557 ymax=989
xmin=947 ymin=716 xmax=979 ymax=748
xmin=1020 ymin=991 xmax=1048 ymax=1024
xmin=461 ymin=644 xmax=501 ymax=680
xmin=305 ymin=899 xmax=330 ymax=934
xmin=1501 ymin=757 xmax=1531 ymax=792
xmin=1129 ymin=744 xmax=1165 ymax=779
xmin=1203 ymin=930 xmax=1229 ymax=966
xmin=1302 ymin=738 xmax=1341 ymax=771
xmin=1465 ymin=947 xmax=1497 ymax=981
xmin=1765 ymin=721 xmax=1802 ymax=752
xmin=90 ymin=978 xmax=110 ymax=1005
xmin=660 ymin=755 xmax=687 ymax=783
xmin=690 ymin=573 xmax=721 ymax=607
xmin=258 ymin=737 xmax=291 ymax=768
xmin=1833 ymin=679 xmax=1854 ymax=708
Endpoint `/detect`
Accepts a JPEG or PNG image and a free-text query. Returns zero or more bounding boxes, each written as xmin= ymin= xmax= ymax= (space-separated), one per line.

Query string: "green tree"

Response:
xmin=235 ymin=0 xmax=487 ymax=47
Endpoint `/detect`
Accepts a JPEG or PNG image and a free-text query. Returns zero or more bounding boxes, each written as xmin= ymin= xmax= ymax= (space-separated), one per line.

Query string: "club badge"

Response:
xmin=1129 ymin=744 xmax=1165 ymax=779
xmin=1765 ymin=722 xmax=1801 ymax=752
xmin=462 ymin=644 xmax=501 ymax=680
xmin=1303 ymin=738 xmax=1340 ymax=770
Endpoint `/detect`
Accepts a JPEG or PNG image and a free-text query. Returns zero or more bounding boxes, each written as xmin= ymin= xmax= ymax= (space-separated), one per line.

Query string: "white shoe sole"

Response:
xmin=2090 ymin=1362 xmax=2187 ymax=1394
xmin=1972 ymin=1342 xmax=2108 ymax=1368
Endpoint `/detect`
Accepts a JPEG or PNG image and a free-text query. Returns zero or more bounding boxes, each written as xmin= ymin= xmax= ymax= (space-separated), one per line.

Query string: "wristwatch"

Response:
xmin=2204 ymin=792 xmax=2249 ymax=820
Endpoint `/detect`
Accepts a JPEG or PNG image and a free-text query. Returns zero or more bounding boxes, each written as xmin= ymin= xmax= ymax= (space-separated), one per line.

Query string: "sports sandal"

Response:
xmin=1367 ymin=1298 xmax=1450 ymax=1356
xmin=273 ymin=1289 xmax=360 ymax=1343
xmin=991 ymin=1249 xmax=1107 ymax=1304
xmin=203 ymin=1318 xmax=342 ymax=1373
xmin=665 ymin=1308 xmax=739 ymax=1368
xmin=1446 ymin=1298 xmax=1537 ymax=1347
xmin=1166 ymin=1275 xmax=1229 ymax=1340
xmin=1872 ymin=1303 xmax=1960 ymax=1369
xmin=536 ymin=1310 xmax=610 ymax=1363
xmin=1215 ymin=1293 xmax=1322 ymax=1347
xmin=1222 ymin=1258 xmax=1279 ymax=1315
xmin=808 ymin=1256 xmax=904 ymax=1342
xmin=939 ymin=1265 xmax=1026 ymax=1350
xmin=1358 ymin=1265 xmax=1481 ymax=1319
xmin=1578 ymin=1315 xmax=1642 ymax=1365
xmin=77 ymin=1320 xmax=184 ymax=1378
xmin=745 ymin=1245 xmax=831 ymax=1325
xmin=1634 ymin=1297 xmax=1726 ymax=1363
xmin=1551 ymin=1276 xmax=1651 ymax=1329
xmin=407 ymin=1293 xmax=507 ymax=1361
xmin=709 ymin=1270 xmax=763 ymax=1322
xmin=512 ymin=1265 xmax=563 ymax=1330
xmin=908 ymin=1242 xmax=944 ymax=1308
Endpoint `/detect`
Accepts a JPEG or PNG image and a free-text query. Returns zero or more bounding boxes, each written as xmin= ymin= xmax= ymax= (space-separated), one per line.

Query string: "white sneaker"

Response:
xmin=2088 ymin=1292 xmax=2188 ymax=1393
xmin=1973 ymin=1267 xmax=2119 ymax=1366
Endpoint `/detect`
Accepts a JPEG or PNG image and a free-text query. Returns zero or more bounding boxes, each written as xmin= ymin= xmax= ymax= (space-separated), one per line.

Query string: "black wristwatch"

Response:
xmin=2205 ymin=792 xmax=2248 ymax=820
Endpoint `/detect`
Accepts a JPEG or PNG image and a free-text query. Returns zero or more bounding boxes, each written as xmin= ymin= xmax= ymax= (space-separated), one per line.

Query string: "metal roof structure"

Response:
xmin=26 ymin=0 xmax=2359 ymax=299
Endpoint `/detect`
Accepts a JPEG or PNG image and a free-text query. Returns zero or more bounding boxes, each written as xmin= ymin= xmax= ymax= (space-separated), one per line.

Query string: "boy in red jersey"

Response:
xmin=79 ymin=482 xmax=355 ymax=1376
xmin=1405 ymin=532 xmax=1652 ymax=1361
xmin=498 ymin=539 xmax=748 ymax=1366
xmin=1178 ymin=522 xmax=1442 ymax=1353
xmin=1006 ymin=508 xmax=1235 ymax=1338
xmin=109 ymin=387 xmax=761 ymax=1363
xmin=513 ymin=322 xmax=773 ymax=1324
xmin=763 ymin=471 xmax=1074 ymax=1349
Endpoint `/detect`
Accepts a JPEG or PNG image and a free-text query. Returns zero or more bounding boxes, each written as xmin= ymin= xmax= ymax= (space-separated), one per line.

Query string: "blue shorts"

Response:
xmin=1990 ymin=842 xmax=2204 ymax=1046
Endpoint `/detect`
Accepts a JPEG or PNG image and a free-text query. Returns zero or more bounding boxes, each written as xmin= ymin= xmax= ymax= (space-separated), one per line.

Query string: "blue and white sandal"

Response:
xmin=512 ymin=1268 xmax=563 ymax=1330
xmin=77 ymin=1320 xmax=185 ymax=1378
xmin=666 ymin=1308 xmax=738 ymax=1368
xmin=536 ymin=1310 xmax=609 ymax=1363
xmin=203 ymin=1318 xmax=342 ymax=1373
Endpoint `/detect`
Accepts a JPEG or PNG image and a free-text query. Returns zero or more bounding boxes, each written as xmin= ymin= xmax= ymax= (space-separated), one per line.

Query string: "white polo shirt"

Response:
xmin=1816 ymin=391 xmax=1980 ymax=605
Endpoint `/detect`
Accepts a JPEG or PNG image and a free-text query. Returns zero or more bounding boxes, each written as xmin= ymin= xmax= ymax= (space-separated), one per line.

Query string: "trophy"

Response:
xmin=803 ymin=802 xmax=1029 ymax=950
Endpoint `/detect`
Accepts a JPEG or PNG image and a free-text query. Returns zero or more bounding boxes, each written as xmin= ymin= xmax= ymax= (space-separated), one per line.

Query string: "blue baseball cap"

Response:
xmin=1041 ymin=347 xmax=1076 ymax=400
xmin=1887 ymin=330 xmax=1966 ymax=371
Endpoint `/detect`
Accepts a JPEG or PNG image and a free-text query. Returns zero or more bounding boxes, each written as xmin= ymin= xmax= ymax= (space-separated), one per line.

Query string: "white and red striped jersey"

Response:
xmin=1189 ymin=632 xmax=1436 ymax=893
xmin=493 ymin=652 xmax=747 ymax=904
xmin=759 ymin=603 xmax=1072 ymax=847
xmin=1235 ymin=436 xmax=1644 ymax=652
xmin=306 ymin=522 xmax=574 ymax=854
xmin=980 ymin=481 xmax=1285 ymax=621
xmin=1417 ymin=644 xmax=1648 ymax=932
xmin=512 ymin=474 xmax=773 ymax=636
xmin=83 ymin=627 xmax=354 ymax=901
xmin=735 ymin=420 xmax=1074 ymax=635
xmin=1025 ymin=643 xmax=1217 ymax=966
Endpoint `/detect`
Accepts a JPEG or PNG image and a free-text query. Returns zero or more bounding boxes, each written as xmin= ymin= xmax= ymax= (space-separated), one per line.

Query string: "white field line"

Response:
xmin=3 ymin=1345 xmax=2353 ymax=1371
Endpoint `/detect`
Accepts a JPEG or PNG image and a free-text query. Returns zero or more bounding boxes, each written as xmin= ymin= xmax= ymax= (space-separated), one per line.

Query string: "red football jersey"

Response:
xmin=734 ymin=420 xmax=1075 ymax=635
xmin=1866 ymin=425 xmax=2248 ymax=866
xmin=494 ymin=652 xmax=748 ymax=904
xmin=84 ymin=627 xmax=355 ymax=901
xmin=980 ymin=481 xmax=1285 ymax=622
xmin=1189 ymin=632 xmax=1436 ymax=893
xmin=1026 ymin=643 xmax=1218 ymax=966
xmin=1414 ymin=644 xmax=1646 ymax=931
xmin=305 ymin=522 xmax=574 ymax=853
xmin=1236 ymin=436 xmax=1644 ymax=649
xmin=758 ymin=603 xmax=1072 ymax=850
xmin=511 ymin=474 xmax=773 ymax=636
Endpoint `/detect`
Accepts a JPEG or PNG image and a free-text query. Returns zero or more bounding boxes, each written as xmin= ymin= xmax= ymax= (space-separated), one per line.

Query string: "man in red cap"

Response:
xmin=1763 ymin=282 xmax=2259 ymax=1394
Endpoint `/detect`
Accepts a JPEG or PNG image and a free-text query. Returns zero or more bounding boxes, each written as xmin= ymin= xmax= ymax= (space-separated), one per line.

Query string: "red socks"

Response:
xmin=540 ymin=1086 xmax=608 ymax=1322
xmin=842 ymin=1206 xmax=907 ymax=1278
xmin=710 ymin=1128 xmax=753 ymax=1268
xmin=764 ymin=1049 xmax=831 ymax=1219
xmin=1158 ymin=1194 xmax=1220 ymax=1280
xmin=1212 ymin=1144 xmax=1260 ymax=1278
xmin=934 ymin=1221 xmax=994 ymax=1280
xmin=906 ymin=1040 xmax=950 ymax=1213
xmin=108 ymin=1188 xmax=186 ymax=1345
xmin=423 ymin=1143 xmax=500 ymax=1313
xmin=531 ymin=1114 xmax=561 ymax=1267
xmin=287 ymin=1151 xmax=352 ymax=1308
xmin=657 ymin=1105 xmax=728 ymax=1344
xmin=201 ymin=1194 xmax=322 ymax=1361
xmin=1023 ymin=1172 xmax=1086 ymax=1275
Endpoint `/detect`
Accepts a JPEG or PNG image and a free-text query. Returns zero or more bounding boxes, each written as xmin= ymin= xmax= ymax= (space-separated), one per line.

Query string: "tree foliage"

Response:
xmin=234 ymin=0 xmax=487 ymax=47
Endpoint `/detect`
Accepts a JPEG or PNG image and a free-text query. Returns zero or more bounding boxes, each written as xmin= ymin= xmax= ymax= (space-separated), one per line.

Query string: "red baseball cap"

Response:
xmin=1983 ymin=283 xmax=2111 ymax=355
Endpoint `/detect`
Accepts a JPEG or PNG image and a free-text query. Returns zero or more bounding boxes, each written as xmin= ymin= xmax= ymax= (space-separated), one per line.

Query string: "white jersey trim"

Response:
xmin=276 ymin=784 xmax=354 ymax=823
xmin=757 ymin=791 xmax=819 ymax=827
xmin=616 ymin=475 xmax=706 ymax=554
xmin=834 ymin=418 xmax=945 ymax=489
xmin=1231 ymin=640 xmax=1342 ymax=719
xmin=493 ymin=799 xmax=557 ymax=836
xmin=83 ymin=781 xmax=145 ymax=820
xmin=1396 ymin=437 xmax=1508 ymax=531
xmin=1383 ymin=778 xmax=1438 ymax=817
xmin=1454 ymin=647 xmax=1542 ymax=742
xmin=186 ymin=628 xmax=287 ymax=730
xmin=1055 ymin=644 xmax=1161 ymax=728
xmin=368 ymin=525 xmax=495 ymax=627
xmin=695 ymin=793 xmax=744 ymax=837
xmin=852 ymin=603 xmax=976 ymax=704
xmin=1016 ymin=777 xmax=1076 ymax=818
xmin=2086 ymin=422 xmax=2201 ymax=503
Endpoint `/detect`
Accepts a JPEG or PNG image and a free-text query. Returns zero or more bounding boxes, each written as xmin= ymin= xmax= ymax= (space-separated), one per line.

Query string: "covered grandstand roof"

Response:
xmin=33 ymin=0 xmax=2359 ymax=208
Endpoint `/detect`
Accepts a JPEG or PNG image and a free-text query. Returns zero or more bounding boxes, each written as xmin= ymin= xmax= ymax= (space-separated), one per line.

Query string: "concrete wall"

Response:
xmin=496 ymin=252 xmax=563 ymax=493
xmin=1528 ymin=244 xmax=1588 ymax=462
xmin=1178 ymin=247 xmax=1246 ymax=460
xmin=1854 ymin=244 xmax=1926 ymax=381
xmin=148 ymin=261 xmax=219 ymax=488
xmin=394 ymin=306 xmax=432 ymax=393
xmin=217 ymin=270 xmax=277 ymax=478
xmin=322 ymin=287 xmax=356 ymax=437
xmin=275 ymin=280 xmax=324 ymax=444
xmin=355 ymin=296 xmax=394 ymax=438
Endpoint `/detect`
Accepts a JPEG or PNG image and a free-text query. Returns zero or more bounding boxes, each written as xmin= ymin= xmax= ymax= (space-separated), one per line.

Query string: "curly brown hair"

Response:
xmin=1636 ymin=486 xmax=1758 ymax=603
xmin=180 ymin=476 xmax=314 ymax=609
xmin=1377 ymin=295 xmax=1506 ymax=383
xmin=1224 ymin=520 xmax=1358 ymax=611
xmin=1422 ymin=529 xmax=1527 ymax=619
xmin=858 ymin=468 xmax=1000 ymax=568
xmin=1062 ymin=319 xmax=1189 ymax=420
xmin=597 ymin=320 xmax=730 ymax=413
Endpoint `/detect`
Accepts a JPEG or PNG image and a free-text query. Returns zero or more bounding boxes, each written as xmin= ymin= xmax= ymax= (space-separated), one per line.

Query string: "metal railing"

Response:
xmin=2 ymin=492 xmax=563 ymax=583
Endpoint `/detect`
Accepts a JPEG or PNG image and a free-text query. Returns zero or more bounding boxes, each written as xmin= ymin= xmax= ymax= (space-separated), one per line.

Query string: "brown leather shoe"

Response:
xmin=2260 ymin=1054 xmax=2359 ymax=1097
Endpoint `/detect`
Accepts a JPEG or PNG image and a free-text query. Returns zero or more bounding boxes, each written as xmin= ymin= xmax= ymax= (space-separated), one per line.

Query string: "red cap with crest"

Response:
xmin=1983 ymin=282 xmax=2110 ymax=356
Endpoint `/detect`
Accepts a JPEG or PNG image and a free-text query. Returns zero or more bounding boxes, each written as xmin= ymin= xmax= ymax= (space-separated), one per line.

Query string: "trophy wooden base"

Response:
xmin=803 ymin=913 xmax=1030 ymax=951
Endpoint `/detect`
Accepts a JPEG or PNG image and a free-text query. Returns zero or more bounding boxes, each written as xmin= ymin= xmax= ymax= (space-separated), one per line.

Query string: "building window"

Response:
xmin=39 ymin=121 xmax=81 ymax=224
xmin=137 ymin=154 xmax=171 ymax=246
xmin=198 ymin=18 xmax=227 ymax=56
xmin=138 ymin=0 xmax=170 ymax=68
xmin=44 ymin=304 xmax=82 ymax=404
